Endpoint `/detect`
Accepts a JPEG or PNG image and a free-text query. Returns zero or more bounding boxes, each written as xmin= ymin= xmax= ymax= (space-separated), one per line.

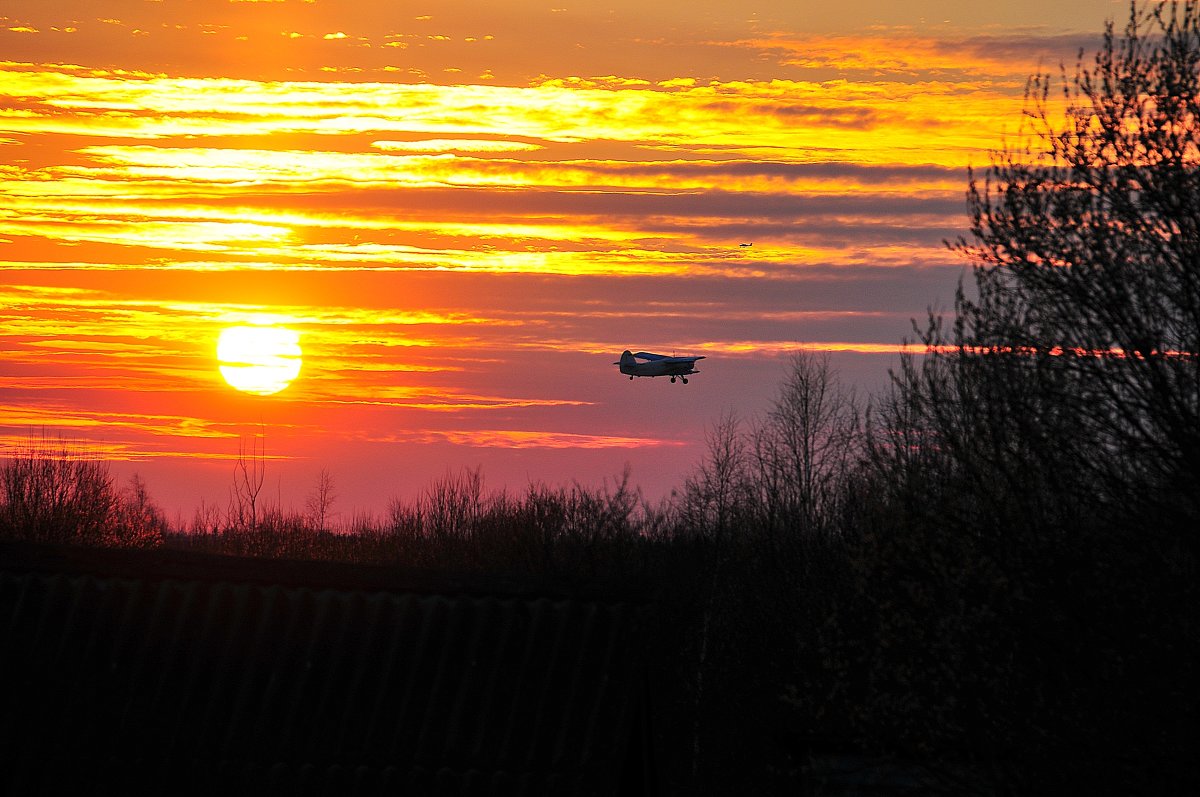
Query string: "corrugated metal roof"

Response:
xmin=0 ymin=541 xmax=654 ymax=796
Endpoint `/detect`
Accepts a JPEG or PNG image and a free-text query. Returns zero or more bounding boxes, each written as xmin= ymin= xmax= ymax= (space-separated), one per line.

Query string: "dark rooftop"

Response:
xmin=0 ymin=540 xmax=655 ymax=796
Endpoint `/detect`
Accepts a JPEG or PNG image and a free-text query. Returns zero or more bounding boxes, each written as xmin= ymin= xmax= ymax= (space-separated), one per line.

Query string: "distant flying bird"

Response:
xmin=739 ymin=242 xmax=753 ymax=247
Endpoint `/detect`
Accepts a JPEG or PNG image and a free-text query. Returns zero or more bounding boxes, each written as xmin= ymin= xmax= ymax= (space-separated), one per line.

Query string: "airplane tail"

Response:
xmin=614 ymin=350 xmax=636 ymax=373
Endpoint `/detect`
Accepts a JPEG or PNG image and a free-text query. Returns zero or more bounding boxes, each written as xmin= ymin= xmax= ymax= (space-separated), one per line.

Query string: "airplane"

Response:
xmin=614 ymin=350 xmax=705 ymax=384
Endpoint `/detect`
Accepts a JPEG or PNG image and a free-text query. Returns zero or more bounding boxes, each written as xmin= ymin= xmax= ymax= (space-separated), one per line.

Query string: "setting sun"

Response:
xmin=217 ymin=325 xmax=302 ymax=396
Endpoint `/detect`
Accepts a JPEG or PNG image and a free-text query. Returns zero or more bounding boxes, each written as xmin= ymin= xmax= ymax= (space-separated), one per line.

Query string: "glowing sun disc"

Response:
xmin=217 ymin=325 xmax=302 ymax=395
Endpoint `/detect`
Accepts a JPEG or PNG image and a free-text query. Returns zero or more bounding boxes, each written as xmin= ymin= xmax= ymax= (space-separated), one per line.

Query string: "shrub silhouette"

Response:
xmin=0 ymin=435 xmax=163 ymax=548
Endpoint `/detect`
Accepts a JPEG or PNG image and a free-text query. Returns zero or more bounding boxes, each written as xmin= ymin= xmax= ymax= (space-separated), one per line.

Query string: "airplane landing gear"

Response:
xmin=629 ymin=375 xmax=634 ymax=380
xmin=682 ymin=377 xmax=688 ymax=384
xmin=670 ymin=376 xmax=677 ymax=383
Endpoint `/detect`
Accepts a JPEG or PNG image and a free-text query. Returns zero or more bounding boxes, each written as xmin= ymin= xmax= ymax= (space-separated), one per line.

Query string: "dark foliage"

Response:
xmin=0 ymin=435 xmax=166 ymax=549
xmin=948 ymin=0 xmax=1200 ymax=522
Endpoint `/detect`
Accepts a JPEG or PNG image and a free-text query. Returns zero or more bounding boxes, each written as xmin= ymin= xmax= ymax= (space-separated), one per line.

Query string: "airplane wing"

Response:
xmin=632 ymin=352 xmax=705 ymax=363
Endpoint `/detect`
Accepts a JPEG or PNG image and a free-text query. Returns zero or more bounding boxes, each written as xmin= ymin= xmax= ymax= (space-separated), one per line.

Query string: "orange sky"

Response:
xmin=0 ymin=0 xmax=1119 ymax=518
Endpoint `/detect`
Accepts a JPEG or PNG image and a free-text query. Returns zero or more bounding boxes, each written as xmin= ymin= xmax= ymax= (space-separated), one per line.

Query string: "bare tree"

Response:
xmin=677 ymin=410 xmax=756 ymax=779
xmin=191 ymin=497 xmax=223 ymax=535
xmin=305 ymin=467 xmax=338 ymax=531
xmin=0 ymin=434 xmax=161 ymax=548
xmin=115 ymin=473 xmax=167 ymax=547
xmin=680 ymin=410 xmax=752 ymax=539
xmin=0 ymin=435 xmax=116 ymax=545
xmin=421 ymin=465 xmax=485 ymax=540
xmin=228 ymin=432 xmax=267 ymax=531
xmin=749 ymin=352 xmax=861 ymax=536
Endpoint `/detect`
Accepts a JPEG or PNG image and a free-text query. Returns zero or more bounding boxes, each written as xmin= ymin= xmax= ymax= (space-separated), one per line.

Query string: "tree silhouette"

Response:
xmin=749 ymin=352 xmax=861 ymax=537
xmin=845 ymin=4 xmax=1200 ymax=786
xmin=305 ymin=467 xmax=338 ymax=531
xmin=0 ymin=435 xmax=162 ymax=547
xmin=228 ymin=431 xmax=267 ymax=532
xmin=941 ymin=0 xmax=1200 ymax=523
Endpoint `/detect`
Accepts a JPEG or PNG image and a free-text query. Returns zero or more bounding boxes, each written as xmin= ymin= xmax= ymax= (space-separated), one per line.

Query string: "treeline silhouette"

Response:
xmin=2 ymin=3 xmax=1197 ymax=793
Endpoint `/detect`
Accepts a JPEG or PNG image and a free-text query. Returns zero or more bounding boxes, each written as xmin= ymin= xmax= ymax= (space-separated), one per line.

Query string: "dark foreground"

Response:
xmin=2 ymin=530 xmax=1194 ymax=797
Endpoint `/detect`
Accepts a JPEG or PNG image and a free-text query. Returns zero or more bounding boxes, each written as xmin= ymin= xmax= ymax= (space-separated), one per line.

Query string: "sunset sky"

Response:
xmin=1 ymin=0 xmax=1122 ymax=520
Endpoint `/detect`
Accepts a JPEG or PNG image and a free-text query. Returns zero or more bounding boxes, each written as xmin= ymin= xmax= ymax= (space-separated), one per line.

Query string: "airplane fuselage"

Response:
xmin=618 ymin=360 xmax=698 ymax=377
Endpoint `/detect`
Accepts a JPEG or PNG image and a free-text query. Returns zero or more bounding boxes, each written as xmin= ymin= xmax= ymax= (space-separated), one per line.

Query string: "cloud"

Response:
xmin=371 ymin=139 xmax=543 ymax=153
xmin=396 ymin=429 xmax=684 ymax=449
xmin=725 ymin=29 xmax=1102 ymax=79
xmin=0 ymin=64 xmax=1024 ymax=165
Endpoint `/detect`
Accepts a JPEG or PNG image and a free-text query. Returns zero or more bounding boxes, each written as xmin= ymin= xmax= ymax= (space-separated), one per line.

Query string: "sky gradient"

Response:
xmin=1 ymin=0 xmax=1123 ymax=519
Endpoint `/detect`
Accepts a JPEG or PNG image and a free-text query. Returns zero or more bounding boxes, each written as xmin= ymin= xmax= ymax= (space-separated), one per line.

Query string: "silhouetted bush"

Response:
xmin=0 ymin=435 xmax=164 ymax=548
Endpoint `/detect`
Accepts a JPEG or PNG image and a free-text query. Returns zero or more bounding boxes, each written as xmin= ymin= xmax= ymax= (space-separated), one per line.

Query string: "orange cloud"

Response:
xmin=724 ymin=29 xmax=1094 ymax=79
xmin=391 ymin=429 xmax=684 ymax=449
xmin=0 ymin=63 xmax=1025 ymax=163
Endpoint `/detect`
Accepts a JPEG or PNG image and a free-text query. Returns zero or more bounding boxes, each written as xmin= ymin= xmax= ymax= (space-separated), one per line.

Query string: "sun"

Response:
xmin=217 ymin=325 xmax=302 ymax=395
